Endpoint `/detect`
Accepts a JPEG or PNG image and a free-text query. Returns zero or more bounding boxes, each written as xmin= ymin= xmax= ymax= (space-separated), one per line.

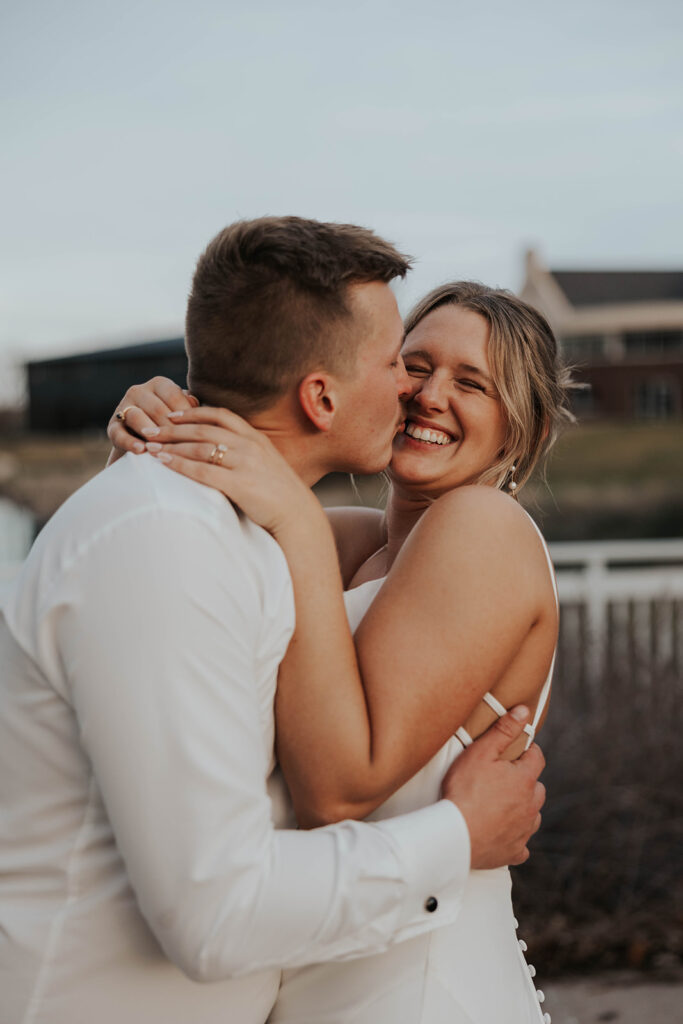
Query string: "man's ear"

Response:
xmin=297 ymin=372 xmax=338 ymax=431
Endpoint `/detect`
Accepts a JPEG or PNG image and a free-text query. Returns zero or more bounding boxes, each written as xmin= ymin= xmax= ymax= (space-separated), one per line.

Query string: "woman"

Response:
xmin=109 ymin=282 xmax=573 ymax=1023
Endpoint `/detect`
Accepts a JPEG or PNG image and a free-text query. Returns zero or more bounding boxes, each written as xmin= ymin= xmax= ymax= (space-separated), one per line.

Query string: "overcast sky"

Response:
xmin=2 ymin=0 xmax=682 ymax=403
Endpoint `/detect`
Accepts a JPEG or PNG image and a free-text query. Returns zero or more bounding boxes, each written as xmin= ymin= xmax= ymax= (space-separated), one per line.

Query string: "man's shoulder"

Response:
xmin=55 ymin=453 xmax=238 ymax=539
xmin=19 ymin=455 xmax=242 ymax=587
xmin=24 ymin=454 xmax=290 ymax=594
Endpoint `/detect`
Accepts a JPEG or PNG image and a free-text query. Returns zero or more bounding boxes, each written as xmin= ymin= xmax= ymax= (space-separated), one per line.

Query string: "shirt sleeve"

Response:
xmin=55 ymin=504 xmax=471 ymax=982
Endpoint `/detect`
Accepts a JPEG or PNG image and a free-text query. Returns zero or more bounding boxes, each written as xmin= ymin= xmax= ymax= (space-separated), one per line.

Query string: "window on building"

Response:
xmin=633 ymin=377 xmax=680 ymax=419
xmin=561 ymin=335 xmax=605 ymax=363
xmin=624 ymin=330 xmax=683 ymax=358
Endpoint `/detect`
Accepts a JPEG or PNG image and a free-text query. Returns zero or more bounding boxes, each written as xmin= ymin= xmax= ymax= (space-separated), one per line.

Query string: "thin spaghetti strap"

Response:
xmin=529 ymin=653 xmax=555 ymax=735
xmin=455 ymin=726 xmax=474 ymax=747
xmin=523 ymin=512 xmax=559 ymax=610
xmin=521 ymin=512 xmax=558 ymax=748
xmin=482 ymin=691 xmax=507 ymax=718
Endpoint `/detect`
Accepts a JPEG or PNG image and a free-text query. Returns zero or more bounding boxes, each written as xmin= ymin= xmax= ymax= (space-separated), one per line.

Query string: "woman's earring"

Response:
xmin=507 ymin=464 xmax=518 ymax=500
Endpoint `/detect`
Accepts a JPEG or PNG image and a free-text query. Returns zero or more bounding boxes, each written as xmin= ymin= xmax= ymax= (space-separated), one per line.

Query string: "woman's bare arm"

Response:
xmin=274 ymin=485 xmax=554 ymax=826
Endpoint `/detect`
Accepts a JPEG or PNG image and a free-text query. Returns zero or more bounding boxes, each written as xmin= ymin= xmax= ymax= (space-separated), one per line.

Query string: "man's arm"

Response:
xmin=55 ymin=498 xmax=473 ymax=981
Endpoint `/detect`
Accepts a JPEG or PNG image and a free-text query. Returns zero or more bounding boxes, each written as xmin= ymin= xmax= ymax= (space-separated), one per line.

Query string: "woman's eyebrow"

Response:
xmin=401 ymin=348 xmax=432 ymax=361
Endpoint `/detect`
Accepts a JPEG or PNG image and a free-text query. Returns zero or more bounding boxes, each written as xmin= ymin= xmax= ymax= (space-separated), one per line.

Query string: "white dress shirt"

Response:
xmin=0 ymin=453 xmax=470 ymax=1024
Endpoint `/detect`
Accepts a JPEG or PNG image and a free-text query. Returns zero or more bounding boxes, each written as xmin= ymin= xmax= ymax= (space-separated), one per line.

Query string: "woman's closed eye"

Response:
xmin=405 ymin=364 xmax=430 ymax=376
xmin=457 ymin=378 xmax=487 ymax=392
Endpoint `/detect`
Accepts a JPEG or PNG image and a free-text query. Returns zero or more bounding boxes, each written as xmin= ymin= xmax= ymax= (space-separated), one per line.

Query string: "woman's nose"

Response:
xmin=413 ymin=374 xmax=450 ymax=411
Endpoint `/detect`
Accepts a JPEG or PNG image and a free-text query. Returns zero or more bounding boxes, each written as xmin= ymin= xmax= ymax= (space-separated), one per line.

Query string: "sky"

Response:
xmin=2 ymin=0 xmax=682 ymax=404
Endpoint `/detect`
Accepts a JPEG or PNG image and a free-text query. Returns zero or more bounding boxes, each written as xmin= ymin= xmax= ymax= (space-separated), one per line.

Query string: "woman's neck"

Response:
xmin=383 ymin=485 xmax=434 ymax=570
xmin=347 ymin=485 xmax=434 ymax=588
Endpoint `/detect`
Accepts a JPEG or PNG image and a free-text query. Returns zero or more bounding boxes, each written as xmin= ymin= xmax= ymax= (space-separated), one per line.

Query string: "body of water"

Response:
xmin=0 ymin=498 xmax=34 ymax=583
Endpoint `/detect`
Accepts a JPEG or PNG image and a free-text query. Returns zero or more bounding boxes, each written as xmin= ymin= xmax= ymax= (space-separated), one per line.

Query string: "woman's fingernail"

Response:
xmin=133 ymin=441 xmax=145 ymax=453
xmin=155 ymin=452 xmax=172 ymax=463
xmin=145 ymin=442 xmax=163 ymax=452
xmin=142 ymin=426 xmax=160 ymax=436
xmin=511 ymin=705 xmax=529 ymax=722
xmin=168 ymin=410 xmax=184 ymax=418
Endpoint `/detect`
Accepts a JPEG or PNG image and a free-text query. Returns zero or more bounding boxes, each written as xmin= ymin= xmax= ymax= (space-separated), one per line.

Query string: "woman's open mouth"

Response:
xmin=402 ymin=420 xmax=455 ymax=447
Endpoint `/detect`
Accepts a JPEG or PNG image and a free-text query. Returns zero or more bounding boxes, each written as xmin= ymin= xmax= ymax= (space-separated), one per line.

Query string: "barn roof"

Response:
xmin=551 ymin=271 xmax=683 ymax=307
xmin=27 ymin=336 xmax=185 ymax=368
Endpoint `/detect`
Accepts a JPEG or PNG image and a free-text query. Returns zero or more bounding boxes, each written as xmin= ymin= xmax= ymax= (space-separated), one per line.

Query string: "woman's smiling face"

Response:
xmin=390 ymin=303 xmax=508 ymax=497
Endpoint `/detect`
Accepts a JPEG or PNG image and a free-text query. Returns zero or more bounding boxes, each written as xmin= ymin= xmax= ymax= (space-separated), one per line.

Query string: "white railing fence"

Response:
xmin=550 ymin=538 xmax=683 ymax=693
xmin=1 ymin=519 xmax=682 ymax=692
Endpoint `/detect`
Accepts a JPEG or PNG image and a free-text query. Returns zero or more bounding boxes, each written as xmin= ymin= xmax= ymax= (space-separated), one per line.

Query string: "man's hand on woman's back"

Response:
xmin=441 ymin=706 xmax=546 ymax=869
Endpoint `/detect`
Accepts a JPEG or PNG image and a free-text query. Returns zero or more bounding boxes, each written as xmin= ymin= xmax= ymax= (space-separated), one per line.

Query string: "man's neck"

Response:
xmin=247 ymin=403 xmax=327 ymax=489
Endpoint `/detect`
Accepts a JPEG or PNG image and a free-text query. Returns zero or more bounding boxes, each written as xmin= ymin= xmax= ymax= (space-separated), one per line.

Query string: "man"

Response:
xmin=0 ymin=217 xmax=544 ymax=1023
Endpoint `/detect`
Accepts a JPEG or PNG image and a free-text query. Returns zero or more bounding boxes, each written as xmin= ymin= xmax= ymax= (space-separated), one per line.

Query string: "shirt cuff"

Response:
xmin=373 ymin=799 xmax=471 ymax=940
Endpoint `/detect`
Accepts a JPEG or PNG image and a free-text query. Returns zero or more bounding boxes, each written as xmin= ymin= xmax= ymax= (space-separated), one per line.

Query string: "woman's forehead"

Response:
xmin=402 ymin=305 xmax=491 ymax=362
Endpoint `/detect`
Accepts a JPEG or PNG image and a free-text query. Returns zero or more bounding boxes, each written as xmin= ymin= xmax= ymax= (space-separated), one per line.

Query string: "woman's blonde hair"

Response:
xmin=403 ymin=281 xmax=576 ymax=493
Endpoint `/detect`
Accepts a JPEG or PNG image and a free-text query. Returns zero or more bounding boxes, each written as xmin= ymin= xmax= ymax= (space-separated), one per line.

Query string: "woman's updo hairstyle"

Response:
xmin=403 ymin=281 xmax=576 ymax=493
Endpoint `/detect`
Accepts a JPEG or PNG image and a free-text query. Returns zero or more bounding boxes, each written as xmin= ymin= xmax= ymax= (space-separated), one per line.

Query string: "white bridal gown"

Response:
xmin=270 ymin=526 xmax=556 ymax=1024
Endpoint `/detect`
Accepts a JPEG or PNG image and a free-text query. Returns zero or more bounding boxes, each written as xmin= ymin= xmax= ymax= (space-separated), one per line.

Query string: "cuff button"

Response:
xmin=424 ymin=896 xmax=438 ymax=913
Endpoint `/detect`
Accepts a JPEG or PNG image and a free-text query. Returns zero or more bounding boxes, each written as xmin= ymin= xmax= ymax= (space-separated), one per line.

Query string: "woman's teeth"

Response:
xmin=404 ymin=423 xmax=452 ymax=446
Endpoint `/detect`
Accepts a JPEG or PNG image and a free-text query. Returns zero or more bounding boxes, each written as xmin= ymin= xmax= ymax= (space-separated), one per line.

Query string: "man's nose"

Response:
xmin=396 ymin=357 xmax=412 ymax=400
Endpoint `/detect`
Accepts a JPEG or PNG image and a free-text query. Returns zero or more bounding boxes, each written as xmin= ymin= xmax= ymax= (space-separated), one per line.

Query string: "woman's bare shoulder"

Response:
xmin=421 ymin=485 xmax=535 ymax=545
xmin=396 ymin=486 xmax=549 ymax=601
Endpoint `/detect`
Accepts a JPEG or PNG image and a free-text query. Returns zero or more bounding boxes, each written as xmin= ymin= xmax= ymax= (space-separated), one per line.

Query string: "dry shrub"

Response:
xmin=511 ymin=633 xmax=683 ymax=976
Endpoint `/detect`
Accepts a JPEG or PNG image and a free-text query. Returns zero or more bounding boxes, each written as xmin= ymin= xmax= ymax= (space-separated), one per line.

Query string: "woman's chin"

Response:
xmin=387 ymin=453 xmax=440 ymax=489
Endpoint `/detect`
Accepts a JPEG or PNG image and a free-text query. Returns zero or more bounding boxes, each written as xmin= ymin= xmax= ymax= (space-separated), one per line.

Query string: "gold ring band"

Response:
xmin=208 ymin=443 xmax=228 ymax=465
xmin=115 ymin=405 xmax=135 ymax=423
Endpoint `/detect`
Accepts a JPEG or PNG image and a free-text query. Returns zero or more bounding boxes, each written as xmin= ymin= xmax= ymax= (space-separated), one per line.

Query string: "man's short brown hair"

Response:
xmin=185 ymin=216 xmax=411 ymax=413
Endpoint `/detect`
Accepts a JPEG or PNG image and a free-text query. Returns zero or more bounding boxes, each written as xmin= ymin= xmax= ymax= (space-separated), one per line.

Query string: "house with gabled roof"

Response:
xmin=520 ymin=250 xmax=683 ymax=420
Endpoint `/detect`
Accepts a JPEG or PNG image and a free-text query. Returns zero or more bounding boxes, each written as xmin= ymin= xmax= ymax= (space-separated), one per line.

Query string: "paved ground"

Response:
xmin=544 ymin=972 xmax=683 ymax=1023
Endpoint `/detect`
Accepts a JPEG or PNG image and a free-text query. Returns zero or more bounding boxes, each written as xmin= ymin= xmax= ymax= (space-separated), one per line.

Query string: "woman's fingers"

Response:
xmin=107 ymin=378 xmax=196 ymax=454
xmin=151 ymin=450 xmax=237 ymax=498
xmin=167 ymin=405 xmax=261 ymax=438
xmin=109 ymin=407 xmax=157 ymax=448
xmin=146 ymin=440 xmax=237 ymax=466
xmin=144 ymin=422 xmax=244 ymax=447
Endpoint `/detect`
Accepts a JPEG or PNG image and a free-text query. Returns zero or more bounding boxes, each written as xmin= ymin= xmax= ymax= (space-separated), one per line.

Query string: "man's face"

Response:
xmin=327 ymin=281 xmax=410 ymax=475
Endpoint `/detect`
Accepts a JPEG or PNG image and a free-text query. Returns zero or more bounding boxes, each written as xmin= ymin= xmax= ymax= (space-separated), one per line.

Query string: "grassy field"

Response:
xmin=525 ymin=421 xmax=683 ymax=540
xmin=541 ymin=421 xmax=682 ymax=491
